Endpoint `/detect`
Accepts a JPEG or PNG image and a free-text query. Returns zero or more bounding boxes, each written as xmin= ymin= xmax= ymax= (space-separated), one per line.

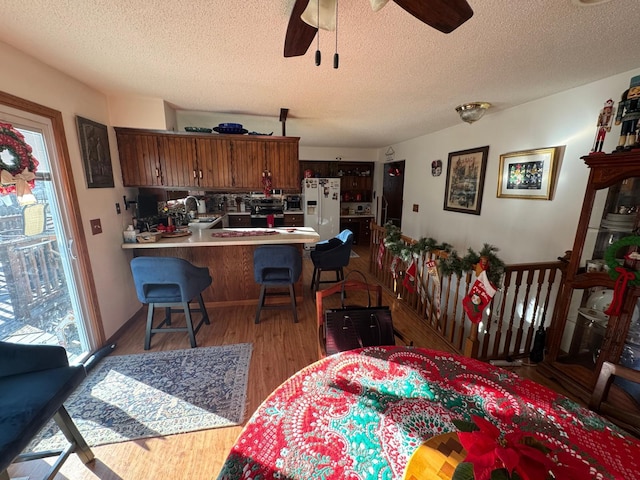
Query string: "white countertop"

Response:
xmin=340 ymin=214 xmax=374 ymax=219
xmin=122 ymin=226 xmax=319 ymax=249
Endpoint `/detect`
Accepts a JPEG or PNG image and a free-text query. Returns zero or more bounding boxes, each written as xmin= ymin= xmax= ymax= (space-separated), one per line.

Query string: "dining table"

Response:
xmin=216 ymin=346 xmax=640 ymax=479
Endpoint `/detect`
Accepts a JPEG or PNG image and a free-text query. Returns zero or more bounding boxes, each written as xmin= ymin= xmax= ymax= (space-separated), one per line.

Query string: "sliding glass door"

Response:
xmin=0 ymin=95 xmax=103 ymax=361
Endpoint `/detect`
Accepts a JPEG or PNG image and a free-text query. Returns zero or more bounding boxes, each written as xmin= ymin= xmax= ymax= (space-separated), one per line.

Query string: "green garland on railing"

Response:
xmin=383 ymin=222 xmax=505 ymax=285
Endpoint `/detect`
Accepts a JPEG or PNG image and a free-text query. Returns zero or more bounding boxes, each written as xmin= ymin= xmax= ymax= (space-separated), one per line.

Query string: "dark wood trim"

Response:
xmin=0 ymin=90 xmax=105 ymax=347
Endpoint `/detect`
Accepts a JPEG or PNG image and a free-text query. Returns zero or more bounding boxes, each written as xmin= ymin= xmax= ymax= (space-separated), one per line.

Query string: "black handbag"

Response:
xmin=324 ymin=272 xmax=395 ymax=355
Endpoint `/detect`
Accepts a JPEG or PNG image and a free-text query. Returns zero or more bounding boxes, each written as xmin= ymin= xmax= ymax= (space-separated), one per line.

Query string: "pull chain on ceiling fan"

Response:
xmin=300 ymin=0 xmax=340 ymax=68
xmin=284 ymin=0 xmax=474 ymax=59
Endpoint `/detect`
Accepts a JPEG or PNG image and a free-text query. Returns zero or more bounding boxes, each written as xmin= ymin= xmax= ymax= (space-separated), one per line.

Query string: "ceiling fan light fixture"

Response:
xmin=455 ymin=102 xmax=492 ymax=124
xmin=301 ymin=0 xmax=336 ymax=31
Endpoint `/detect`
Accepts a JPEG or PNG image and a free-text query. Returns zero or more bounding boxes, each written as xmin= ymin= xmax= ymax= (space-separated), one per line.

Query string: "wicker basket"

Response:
xmin=136 ymin=232 xmax=162 ymax=243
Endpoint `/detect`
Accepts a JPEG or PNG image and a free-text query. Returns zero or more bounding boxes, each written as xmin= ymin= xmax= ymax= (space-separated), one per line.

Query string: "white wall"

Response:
xmin=176 ymin=110 xmax=379 ymax=162
xmin=0 ymin=41 xmax=140 ymax=340
xmin=383 ymin=68 xmax=640 ymax=264
xmin=108 ymin=95 xmax=170 ymax=130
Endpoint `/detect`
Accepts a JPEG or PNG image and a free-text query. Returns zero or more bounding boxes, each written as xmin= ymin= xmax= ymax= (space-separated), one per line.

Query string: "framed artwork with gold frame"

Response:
xmin=497 ymin=147 xmax=562 ymax=200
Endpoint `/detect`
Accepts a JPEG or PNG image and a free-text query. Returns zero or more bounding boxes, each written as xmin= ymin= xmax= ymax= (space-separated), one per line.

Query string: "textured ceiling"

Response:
xmin=0 ymin=0 xmax=637 ymax=148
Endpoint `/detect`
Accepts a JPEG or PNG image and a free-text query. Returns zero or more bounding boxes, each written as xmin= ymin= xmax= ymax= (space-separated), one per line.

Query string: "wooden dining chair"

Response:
xmin=589 ymin=361 xmax=640 ymax=437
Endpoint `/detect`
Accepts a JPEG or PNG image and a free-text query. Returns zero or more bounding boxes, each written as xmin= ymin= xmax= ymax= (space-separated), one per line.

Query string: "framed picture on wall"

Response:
xmin=443 ymin=146 xmax=489 ymax=215
xmin=497 ymin=146 xmax=562 ymax=200
xmin=76 ymin=116 xmax=114 ymax=188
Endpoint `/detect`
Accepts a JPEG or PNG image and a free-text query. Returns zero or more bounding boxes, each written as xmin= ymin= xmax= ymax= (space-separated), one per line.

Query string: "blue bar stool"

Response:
xmin=253 ymin=245 xmax=302 ymax=323
xmin=130 ymin=257 xmax=212 ymax=349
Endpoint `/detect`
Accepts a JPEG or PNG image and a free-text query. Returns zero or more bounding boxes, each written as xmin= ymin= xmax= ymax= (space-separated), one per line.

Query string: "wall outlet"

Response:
xmin=413 ymin=204 xmax=419 ymax=212
xmin=115 ymin=202 xmax=121 ymax=214
xmin=90 ymin=218 xmax=102 ymax=235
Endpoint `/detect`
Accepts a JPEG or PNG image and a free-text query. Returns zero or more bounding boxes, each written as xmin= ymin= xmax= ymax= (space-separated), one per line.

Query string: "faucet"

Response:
xmin=184 ymin=196 xmax=199 ymax=217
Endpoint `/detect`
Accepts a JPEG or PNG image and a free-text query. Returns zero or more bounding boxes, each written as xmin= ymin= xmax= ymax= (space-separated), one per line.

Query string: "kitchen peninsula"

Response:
xmin=122 ymin=227 xmax=319 ymax=305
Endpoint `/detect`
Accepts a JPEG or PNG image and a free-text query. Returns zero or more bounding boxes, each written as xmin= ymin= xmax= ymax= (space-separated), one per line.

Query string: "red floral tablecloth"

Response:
xmin=217 ymin=346 xmax=639 ymax=479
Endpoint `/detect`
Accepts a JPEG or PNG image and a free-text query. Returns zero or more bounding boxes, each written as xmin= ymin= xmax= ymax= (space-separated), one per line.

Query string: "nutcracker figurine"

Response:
xmin=591 ymin=99 xmax=615 ymax=153
xmin=615 ymin=75 xmax=640 ymax=151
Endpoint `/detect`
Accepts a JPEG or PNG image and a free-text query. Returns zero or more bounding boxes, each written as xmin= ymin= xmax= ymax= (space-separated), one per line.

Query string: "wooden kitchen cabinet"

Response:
xmin=284 ymin=213 xmax=303 ymax=227
xmin=157 ymin=135 xmax=198 ymax=187
xmin=231 ymin=137 xmax=300 ymax=190
xmin=230 ymin=138 xmax=264 ymax=190
xmin=540 ymin=151 xmax=640 ymax=410
xmin=115 ymin=127 xmax=299 ymax=190
xmin=116 ymin=129 xmax=164 ymax=187
xmin=195 ymin=137 xmax=233 ymax=188
xmin=299 ymin=161 xmax=374 ymax=202
xmin=340 ymin=216 xmax=373 ymax=245
xmin=267 ymin=141 xmax=299 ymax=191
xmin=227 ymin=214 xmax=251 ymax=227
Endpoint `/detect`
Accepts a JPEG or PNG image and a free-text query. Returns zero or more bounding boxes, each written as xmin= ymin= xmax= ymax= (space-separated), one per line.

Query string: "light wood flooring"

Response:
xmin=8 ymin=244 xmax=578 ymax=480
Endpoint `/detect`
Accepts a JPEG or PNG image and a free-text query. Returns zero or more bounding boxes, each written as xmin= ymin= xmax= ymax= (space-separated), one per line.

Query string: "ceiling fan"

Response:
xmin=284 ymin=0 xmax=474 ymax=58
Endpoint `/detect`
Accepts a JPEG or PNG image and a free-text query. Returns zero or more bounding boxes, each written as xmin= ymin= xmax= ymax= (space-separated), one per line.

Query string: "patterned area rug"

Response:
xmin=28 ymin=343 xmax=252 ymax=450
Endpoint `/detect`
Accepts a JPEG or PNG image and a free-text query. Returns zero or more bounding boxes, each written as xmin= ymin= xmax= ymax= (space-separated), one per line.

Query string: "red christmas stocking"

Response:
xmin=377 ymin=241 xmax=385 ymax=269
xmin=463 ymin=270 xmax=497 ymax=324
xmin=403 ymin=260 xmax=417 ymax=293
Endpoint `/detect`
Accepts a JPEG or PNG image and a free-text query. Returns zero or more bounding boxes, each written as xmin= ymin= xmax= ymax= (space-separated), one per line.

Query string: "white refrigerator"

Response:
xmin=303 ymin=177 xmax=341 ymax=242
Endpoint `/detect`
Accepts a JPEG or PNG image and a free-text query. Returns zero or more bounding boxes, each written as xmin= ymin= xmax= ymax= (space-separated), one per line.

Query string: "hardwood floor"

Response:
xmin=8 ymin=244 xmax=579 ymax=480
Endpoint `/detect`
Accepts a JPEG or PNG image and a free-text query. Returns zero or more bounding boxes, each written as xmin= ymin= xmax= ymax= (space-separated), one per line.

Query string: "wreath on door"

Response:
xmin=0 ymin=122 xmax=39 ymax=196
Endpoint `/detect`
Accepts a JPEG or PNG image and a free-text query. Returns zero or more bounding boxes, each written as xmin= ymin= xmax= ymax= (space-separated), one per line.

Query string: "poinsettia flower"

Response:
xmin=457 ymin=416 xmax=555 ymax=480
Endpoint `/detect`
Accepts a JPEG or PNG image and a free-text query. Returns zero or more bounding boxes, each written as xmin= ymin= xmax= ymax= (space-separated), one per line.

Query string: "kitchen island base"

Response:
xmin=133 ymin=244 xmax=304 ymax=305
xmin=122 ymin=228 xmax=319 ymax=306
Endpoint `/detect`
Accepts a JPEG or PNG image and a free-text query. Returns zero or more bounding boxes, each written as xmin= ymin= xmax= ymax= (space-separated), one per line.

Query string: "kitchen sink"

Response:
xmin=188 ymin=216 xmax=221 ymax=229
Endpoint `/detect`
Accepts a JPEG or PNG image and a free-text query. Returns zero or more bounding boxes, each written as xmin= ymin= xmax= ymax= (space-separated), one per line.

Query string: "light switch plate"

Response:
xmin=90 ymin=218 xmax=102 ymax=235
xmin=413 ymin=204 xmax=419 ymax=212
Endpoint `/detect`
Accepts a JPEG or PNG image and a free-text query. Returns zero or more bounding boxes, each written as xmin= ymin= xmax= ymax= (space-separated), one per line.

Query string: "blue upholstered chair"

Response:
xmin=253 ymin=245 xmax=302 ymax=323
xmin=0 ymin=341 xmax=94 ymax=480
xmin=130 ymin=257 xmax=212 ymax=350
xmin=310 ymin=229 xmax=354 ymax=293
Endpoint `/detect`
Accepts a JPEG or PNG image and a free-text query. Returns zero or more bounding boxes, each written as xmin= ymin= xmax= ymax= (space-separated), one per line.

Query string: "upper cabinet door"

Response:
xmin=195 ymin=137 xmax=233 ymax=188
xmin=115 ymin=129 xmax=163 ymax=187
xmin=231 ymin=138 xmax=264 ymax=190
xmin=265 ymin=139 xmax=299 ymax=190
xmin=157 ymin=135 xmax=198 ymax=187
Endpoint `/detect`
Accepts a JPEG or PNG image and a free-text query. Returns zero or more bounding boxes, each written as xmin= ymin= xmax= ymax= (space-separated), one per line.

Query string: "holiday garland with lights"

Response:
xmin=383 ymin=222 xmax=505 ymax=286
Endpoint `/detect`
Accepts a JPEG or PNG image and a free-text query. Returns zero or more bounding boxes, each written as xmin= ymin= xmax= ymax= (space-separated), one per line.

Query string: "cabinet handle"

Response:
xmin=193 ymin=170 xmax=197 ymax=179
xmin=199 ymin=170 xmax=203 ymax=179
xmin=155 ymin=168 xmax=160 ymax=178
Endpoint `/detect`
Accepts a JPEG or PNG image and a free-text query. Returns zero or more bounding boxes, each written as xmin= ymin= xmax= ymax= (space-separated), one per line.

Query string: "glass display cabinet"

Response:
xmin=542 ymin=151 xmax=640 ymax=407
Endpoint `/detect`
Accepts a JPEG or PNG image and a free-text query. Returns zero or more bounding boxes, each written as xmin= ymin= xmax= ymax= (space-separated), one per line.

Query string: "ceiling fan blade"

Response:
xmin=393 ymin=0 xmax=473 ymax=34
xmin=284 ymin=0 xmax=318 ymax=57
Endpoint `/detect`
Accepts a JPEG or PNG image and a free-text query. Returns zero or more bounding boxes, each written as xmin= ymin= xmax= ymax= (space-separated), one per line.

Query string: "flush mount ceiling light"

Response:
xmin=455 ymin=102 xmax=492 ymax=124
xmin=571 ymin=0 xmax=613 ymax=5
